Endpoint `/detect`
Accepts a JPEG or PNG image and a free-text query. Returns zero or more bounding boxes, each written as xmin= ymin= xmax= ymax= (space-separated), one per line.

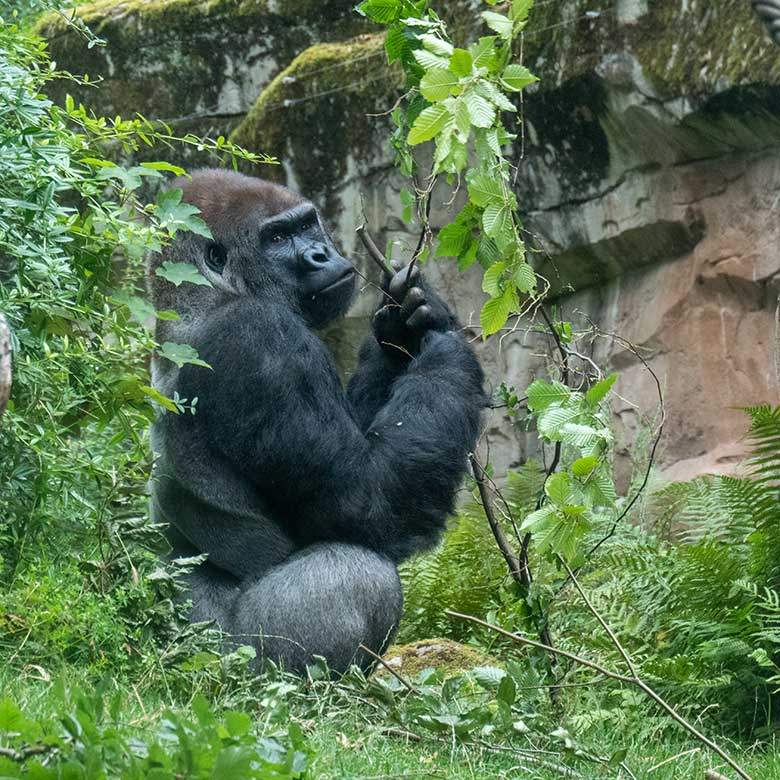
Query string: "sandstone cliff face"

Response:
xmin=39 ymin=0 xmax=780 ymax=481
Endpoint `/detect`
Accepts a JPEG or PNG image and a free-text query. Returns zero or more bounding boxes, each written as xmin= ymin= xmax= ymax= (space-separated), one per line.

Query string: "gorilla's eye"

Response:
xmin=271 ymin=232 xmax=286 ymax=244
xmin=301 ymin=221 xmax=313 ymax=231
xmin=206 ymin=242 xmax=228 ymax=273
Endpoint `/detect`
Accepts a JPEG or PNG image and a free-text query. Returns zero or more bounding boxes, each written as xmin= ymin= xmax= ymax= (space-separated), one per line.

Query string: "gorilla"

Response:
xmin=148 ymin=169 xmax=485 ymax=674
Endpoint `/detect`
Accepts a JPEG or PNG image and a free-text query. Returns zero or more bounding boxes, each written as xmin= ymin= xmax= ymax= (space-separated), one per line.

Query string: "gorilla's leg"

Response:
xmin=232 ymin=543 xmax=403 ymax=675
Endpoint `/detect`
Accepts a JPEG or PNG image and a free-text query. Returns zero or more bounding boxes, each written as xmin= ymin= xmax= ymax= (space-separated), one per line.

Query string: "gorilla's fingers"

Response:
xmin=406 ymin=304 xmax=434 ymax=331
xmin=389 ymin=265 xmax=420 ymax=300
xmin=400 ymin=287 xmax=426 ymax=320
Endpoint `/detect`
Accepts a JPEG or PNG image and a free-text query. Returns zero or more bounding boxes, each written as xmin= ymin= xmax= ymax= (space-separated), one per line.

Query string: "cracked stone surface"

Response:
xmin=39 ymin=0 xmax=780 ymax=483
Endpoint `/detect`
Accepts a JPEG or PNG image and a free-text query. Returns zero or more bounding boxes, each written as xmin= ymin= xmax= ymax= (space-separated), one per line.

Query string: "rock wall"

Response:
xmin=38 ymin=0 xmax=780 ymax=482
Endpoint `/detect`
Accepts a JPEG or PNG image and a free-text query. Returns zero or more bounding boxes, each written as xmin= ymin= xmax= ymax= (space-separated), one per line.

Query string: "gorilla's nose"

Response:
xmin=303 ymin=243 xmax=330 ymax=266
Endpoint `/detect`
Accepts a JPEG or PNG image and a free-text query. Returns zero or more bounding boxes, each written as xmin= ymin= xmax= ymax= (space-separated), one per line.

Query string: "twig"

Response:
xmin=359 ymin=643 xmax=418 ymax=694
xmin=356 ymin=223 xmax=394 ymax=277
xmin=0 ymin=313 xmax=11 ymax=419
xmin=445 ymin=610 xmax=632 ymax=682
xmin=0 ymin=744 xmax=49 ymax=761
xmin=447 ymin=609 xmax=751 ymax=780
xmin=564 ymin=562 xmax=751 ymax=780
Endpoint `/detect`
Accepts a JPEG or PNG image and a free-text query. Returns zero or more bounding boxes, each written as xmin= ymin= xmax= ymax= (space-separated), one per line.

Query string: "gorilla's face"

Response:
xmin=257 ymin=202 xmax=356 ymax=328
xmin=195 ymin=199 xmax=356 ymax=329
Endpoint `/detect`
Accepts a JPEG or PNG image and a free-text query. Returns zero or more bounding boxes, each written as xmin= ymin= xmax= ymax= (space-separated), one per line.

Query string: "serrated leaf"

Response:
xmin=141 ymin=385 xmax=179 ymax=413
xmin=480 ymin=286 xmax=515 ymax=336
xmin=476 ymin=80 xmax=516 ymax=112
xmin=467 ymin=170 xmax=504 ymax=207
xmin=513 ymin=261 xmax=536 ymax=293
xmin=450 ymin=48 xmax=473 ymax=77
xmin=385 ymin=26 xmax=410 ymax=62
xmin=457 ymin=240 xmax=479 ymax=271
xmin=357 ymin=0 xmax=402 ymax=23
xmin=469 ymin=36 xmax=498 ymax=70
xmin=155 ymin=261 xmax=212 ymax=287
xmin=572 ymin=456 xmax=599 ymax=477
xmin=560 ymin=423 xmax=603 ymax=449
xmin=537 ymin=401 xmax=583 ymax=439
xmin=497 ymin=675 xmax=516 ymax=706
xmin=436 ymin=222 xmax=472 ymax=257
xmin=420 ymin=67 xmax=460 ymax=102
xmin=545 ymin=472 xmax=575 ymax=505
xmin=482 ymin=10 xmax=514 ymax=39
xmin=482 ymin=201 xmax=513 ymax=246
xmin=526 ymin=379 xmax=571 ymax=412
xmin=453 ymin=99 xmax=471 ymax=140
xmin=413 ymin=48 xmax=451 ymax=70
xmin=510 ymin=0 xmax=533 ymax=22
xmin=418 ymin=34 xmax=454 ymax=57
xmin=481 ymin=261 xmax=505 ymax=296
xmin=501 ymin=63 xmax=538 ymax=91
xmin=464 ymin=91 xmax=495 ymax=128
xmin=407 ymin=103 xmax=453 ymax=145
xmin=156 ymin=188 xmax=212 ymax=238
xmin=520 ymin=505 xmax=556 ymax=532
xmin=585 ymin=373 xmax=618 ymax=407
xmin=158 ymin=342 xmax=211 ymax=369
xmin=470 ymin=666 xmax=506 ymax=688
xmin=477 ymin=236 xmax=501 ymax=267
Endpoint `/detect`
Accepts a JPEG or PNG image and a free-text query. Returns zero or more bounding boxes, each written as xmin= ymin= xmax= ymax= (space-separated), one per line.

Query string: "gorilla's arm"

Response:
xmin=184 ymin=302 xmax=484 ymax=562
xmin=345 ymin=339 xmax=403 ymax=433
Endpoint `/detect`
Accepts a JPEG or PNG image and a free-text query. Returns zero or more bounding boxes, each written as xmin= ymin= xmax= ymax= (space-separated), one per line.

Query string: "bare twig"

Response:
xmin=356 ymin=223 xmax=394 ymax=277
xmin=359 ymin=643 xmax=419 ymax=695
xmin=447 ymin=608 xmax=751 ymax=780
xmin=445 ymin=610 xmax=632 ymax=683
xmin=0 ymin=744 xmax=49 ymax=762
xmin=0 ymin=314 xmax=11 ymax=419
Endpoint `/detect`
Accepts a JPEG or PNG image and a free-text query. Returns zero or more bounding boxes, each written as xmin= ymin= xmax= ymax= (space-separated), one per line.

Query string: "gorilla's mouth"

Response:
xmin=319 ymin=268 xmax=355 ymax=294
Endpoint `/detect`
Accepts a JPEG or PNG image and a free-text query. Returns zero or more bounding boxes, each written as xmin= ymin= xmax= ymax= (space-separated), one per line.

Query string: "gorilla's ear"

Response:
xmin=206 ymin=242 xmax=228 ymax=274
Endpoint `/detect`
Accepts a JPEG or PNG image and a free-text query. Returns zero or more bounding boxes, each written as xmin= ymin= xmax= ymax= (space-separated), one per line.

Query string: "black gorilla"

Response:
xmin=148 ymin=169 xmax=485 ymax=674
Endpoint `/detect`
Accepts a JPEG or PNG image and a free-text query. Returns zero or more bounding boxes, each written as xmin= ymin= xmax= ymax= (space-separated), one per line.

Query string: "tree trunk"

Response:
xmin=0 ymin=314 xmax=11 ymax=419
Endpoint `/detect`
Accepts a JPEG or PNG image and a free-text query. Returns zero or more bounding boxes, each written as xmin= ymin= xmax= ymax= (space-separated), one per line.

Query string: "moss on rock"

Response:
xmin=379 ymin=639 xmax=497 ymax=681
xmin=230 ymin=35 xmax=402 ymax=215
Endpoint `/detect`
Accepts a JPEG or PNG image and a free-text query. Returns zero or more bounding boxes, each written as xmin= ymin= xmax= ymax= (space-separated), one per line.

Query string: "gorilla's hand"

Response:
xmin=373 ymin=262 xmax=454 ymax=358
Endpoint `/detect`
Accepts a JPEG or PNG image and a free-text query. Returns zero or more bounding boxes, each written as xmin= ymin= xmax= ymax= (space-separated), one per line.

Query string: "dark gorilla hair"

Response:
xmin=148 ymin=168 xmax=486 ymax=675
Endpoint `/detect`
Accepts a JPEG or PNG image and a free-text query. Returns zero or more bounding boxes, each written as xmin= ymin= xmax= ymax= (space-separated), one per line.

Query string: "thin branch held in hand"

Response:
xmin=356 ymin=223 xmax=393 ymax=277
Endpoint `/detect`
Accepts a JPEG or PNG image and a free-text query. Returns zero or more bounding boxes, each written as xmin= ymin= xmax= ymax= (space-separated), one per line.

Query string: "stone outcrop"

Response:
xmin=38 ymin=0 xmax=780 ymax=482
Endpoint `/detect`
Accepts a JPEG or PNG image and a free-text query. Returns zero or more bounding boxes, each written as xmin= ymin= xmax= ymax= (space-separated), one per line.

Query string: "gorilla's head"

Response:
xmin=149 ymin=169 xmax=356 ymax=329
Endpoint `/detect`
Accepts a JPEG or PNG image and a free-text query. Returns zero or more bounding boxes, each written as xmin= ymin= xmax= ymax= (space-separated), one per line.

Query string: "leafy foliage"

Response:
xmin=357 ymin=0 xmax=539 ymax=334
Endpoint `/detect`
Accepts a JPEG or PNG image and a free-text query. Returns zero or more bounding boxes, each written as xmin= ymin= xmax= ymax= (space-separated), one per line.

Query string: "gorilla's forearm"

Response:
xmin=346 ymin=337 xmax=406 ymax=432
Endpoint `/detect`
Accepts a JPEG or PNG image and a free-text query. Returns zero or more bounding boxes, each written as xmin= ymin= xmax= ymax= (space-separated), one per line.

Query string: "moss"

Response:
xmin=378 ymin=639 xmax=497 ymax=681
xmin=230 ymin=35 xmax=402 ymax=216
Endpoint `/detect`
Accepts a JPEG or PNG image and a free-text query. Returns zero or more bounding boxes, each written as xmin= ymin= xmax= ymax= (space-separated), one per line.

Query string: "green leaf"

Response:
xmin=420 ymin=68 xmax=460 ymax=102
xmin=572 ymin=456 xmax=599 ymax=477
xmin=469 ymin=36 xmax=498 ymax=71
xmin=480 ymin=286 xmax=515 ymax=336
xmin=155 ymin=261 xmax=212 ymax=287
xmin=158 ymin=342 xmax=211 ymax=369
xmin=477 ymin=236 xmax=501 ymax=267
xmin=412 ymin=48 xmax=451 ymax=70
xmin=436 ymin=219 xmax=473 ymax=257
xmin=418 ymin=34 xmax=454 ymax=57
xmin=385 ymin=26 xmax=410 ymax=62
xmin=545 ymin=472 xmax=575 ymax=505
xmin=357 ymin=0 xmax=402 ymax=23
xmin=476 ymin=80 xmax=516 ymax=112
xmin=407 ymin=104 xmax=453 ymax=145
xmin=224 ymin=710 xmax=253 ymax=737
xmin=501 ymin=63 xmax=538 ymax=91
xmin=155 ymin=188 xmax=212 ymax=238
xmin=526 ymin=379 xmax=570 ymax=412
xmin=140 ymin=385 xmax=179 ymax=413
xmin=467 ymin=170 xmax=504 ymax=207
xmin=512 ymin=261 xmax=536 ymax=293
xmin=481 ymin=261 xmax=505 ymax=297
xmin=450 ymin=48 xmax=473 ymax=77
xmin=510 ymin=0 xmax=534 ymax=22
xmin=140 ymin=161 xmax=187 ymax=175
xmin=454 ymin=99 xmax=471 ymax=139
xmin=497 ymin=674 xmax=516 ymax=706
xmin=482 ymin=10 xmax=514 ymax=39
xmin=464 ymin=91 xmax=495 ymax=128
xmin=0 ymin=698 xmax=24 ymax=732
xmin=457 ymin=240 xmax=479 ymax=272
xmin=112 ymin=292 xmax=155 ymax=322
xmin=482 ymin=201 xmax=513 ymax=246
xmin=585 ymin=373 xmax=618 ymax=407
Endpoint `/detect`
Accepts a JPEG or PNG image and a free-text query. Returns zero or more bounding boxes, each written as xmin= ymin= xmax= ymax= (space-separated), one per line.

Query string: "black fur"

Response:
xmin=148 ymin=169 xmax=485 ymax=674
